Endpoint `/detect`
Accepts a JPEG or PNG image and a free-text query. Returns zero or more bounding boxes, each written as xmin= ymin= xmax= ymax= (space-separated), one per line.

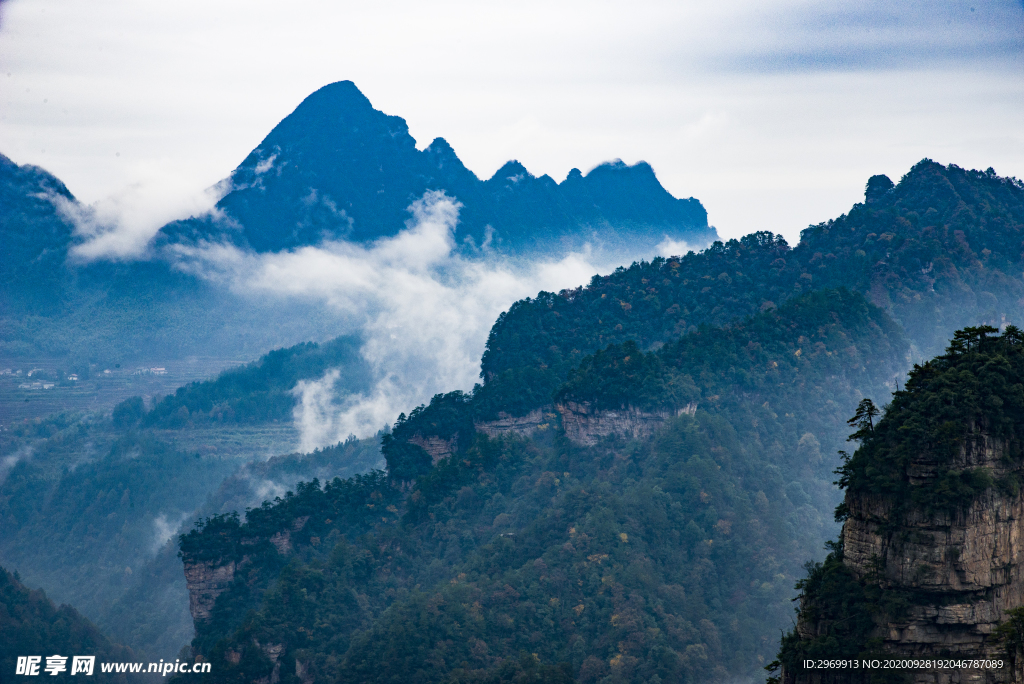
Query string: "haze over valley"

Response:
xmin=2 ymin=2 xmax=1023 ymax=681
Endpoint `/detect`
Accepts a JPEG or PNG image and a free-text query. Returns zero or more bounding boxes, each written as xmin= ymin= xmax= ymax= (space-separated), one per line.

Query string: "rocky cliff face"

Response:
xmin=184 ymin=559 xmax=237 ymax=623
xmin=183 ymin=516 xmax=311 ymax=625
xmin=399 ymin=408 xmax=558 ymax=466
xmin=788 ymin=428 xmax=1024 ymax=684
xmin=408 ymin=434 xmax=458 ymax=464
xmin=268 ymin=516 xmax=310 ymax=556
xmin=474 ymin=408 xmax=553 ymax=439
xmin=557 ymin=401 xmax=696 ymax=446
xmin=844 ymin=433 xmax=1022 ymax=671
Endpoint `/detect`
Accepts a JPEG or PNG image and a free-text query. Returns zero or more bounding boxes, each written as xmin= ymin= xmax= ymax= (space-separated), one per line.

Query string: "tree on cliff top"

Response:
xmin=835 ymin=325 xmax=1024 ymax=514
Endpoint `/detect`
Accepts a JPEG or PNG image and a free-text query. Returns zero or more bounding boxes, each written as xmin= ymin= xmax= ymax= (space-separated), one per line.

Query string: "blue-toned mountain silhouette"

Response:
xmin=159 ymin=81 xmax=716 ymax=253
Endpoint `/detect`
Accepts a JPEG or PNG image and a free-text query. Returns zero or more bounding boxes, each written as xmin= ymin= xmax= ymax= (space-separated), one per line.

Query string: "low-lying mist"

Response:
xmin=143 ymin=192 xmax=701 ymax=450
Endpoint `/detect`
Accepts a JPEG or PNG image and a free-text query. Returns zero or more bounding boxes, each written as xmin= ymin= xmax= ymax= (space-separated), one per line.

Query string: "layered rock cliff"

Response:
xmin=831 ymin=429 xmax=1024 ymax=683
xmin=473 ymin=407 xmax=552 ymax=439
xmin=389 ymin=400 xmax=692 ymax=459
xmin=184 ymin=559 xmax=237 ymax=623
xmin=556 ymin=401 xmax=696 ymax=446
xmin=407 ymin=434 xmax=458 ymax=464
xmin=776 ymin=327 xmax=1024 ymax=684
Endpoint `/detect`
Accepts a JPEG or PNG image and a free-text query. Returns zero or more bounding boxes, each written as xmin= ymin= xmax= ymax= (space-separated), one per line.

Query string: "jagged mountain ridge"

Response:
xmin=1 ymin=80 xmax=715 ymax=363
xmin=158 ymin=80 xmax=715 ymax=253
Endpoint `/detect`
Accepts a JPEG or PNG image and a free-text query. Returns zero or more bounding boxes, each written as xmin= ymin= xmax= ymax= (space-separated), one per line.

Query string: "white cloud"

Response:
xmin=151 ymin=511 xmax=191 ymax=554
xmin=57 ymin=178 xmax=229 ymax=260
xmin=655 ymin=235 xmax=702 ymax=257
xmin=172 ymin=191 xmax=658 ymax=448
xmin=291 ymin=369 xmax=346 ymax=453
xmin=0 ymin=444 xmax=32 ymax=483
xmin=252 ymin=478 xmax=289 ymax=506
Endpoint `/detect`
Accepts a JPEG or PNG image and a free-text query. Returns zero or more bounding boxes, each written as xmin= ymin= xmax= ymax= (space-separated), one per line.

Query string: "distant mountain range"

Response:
xmin=158 ymin=81 xmax=716 ymax=253
xmin=0 ymin=152 xmax=75 ymax=312
xmin=5 ymin=88 xmax=1024 ymax=682
xmin=0 ymin=80 xmax=717 ymax=363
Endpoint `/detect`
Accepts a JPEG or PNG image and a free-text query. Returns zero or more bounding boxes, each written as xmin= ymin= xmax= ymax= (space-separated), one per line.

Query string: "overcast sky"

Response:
xmin=1 ymin=0 xmax=1021 ymax=245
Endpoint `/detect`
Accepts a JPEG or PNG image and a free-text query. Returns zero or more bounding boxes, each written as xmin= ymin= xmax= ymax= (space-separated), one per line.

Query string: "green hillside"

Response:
xmin=175 ymin=288 xmax=907 ymax=683
xmin=135 ymin=335 xmax=370 ymax=427
xmin=480 ymin=161 xmax=1024 ymax=417
xmin=0 ymin=566 xmax=137 ymax=682
xmin=772 ymin=325 xmax=1024 ymax=677
xmin=0 ymin=389 xmax=381 ymax=661
xmin=0 ymin=424 xmax=241 ymax=635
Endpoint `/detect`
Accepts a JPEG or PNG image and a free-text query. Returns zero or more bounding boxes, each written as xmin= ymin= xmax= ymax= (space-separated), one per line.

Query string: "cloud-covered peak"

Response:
xmin=153 ymin=83 xmax=716 ymax=256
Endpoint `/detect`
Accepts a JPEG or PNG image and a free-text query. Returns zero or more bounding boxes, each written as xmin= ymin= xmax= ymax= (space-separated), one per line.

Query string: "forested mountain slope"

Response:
xmin=0 ymin=376 xmax=382 ymax=662
xmin=175 ymin=288 xmax=908 ymax=684
xmin=480 ymin=161 xmax=1024 ymax=416
xmin=0 ymin=152 xmax=76 ymax=314
xmin=131 ymin=335 xmax=370 ymax=428
xmin=0 ymin=422 xmax=241 ymax=655
xmin=0 ymin=567 xmax=137 ymax=682
xmin=773 ymin=326 xmax=1024 ymax=684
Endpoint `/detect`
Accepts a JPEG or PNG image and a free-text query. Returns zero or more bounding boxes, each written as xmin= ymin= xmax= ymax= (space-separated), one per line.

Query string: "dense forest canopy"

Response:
xmin=175 ymin=287 xmax=908 ymax=684
xmin=5 ymin=157 xmax=1024 ymax=683
xmin=390 ymin=288 xmax=906 ymax=466
xmin=481 ymin=161 xmax=1024 ymax=419
xmin=0 ymin=566 xmax=136 ymax=682
xmin=107 ymin=335 xmax=370 ymax=428
xmin=0 ymin=398 xmax=383 ymax=662
xmin=771 ymin=325 xmax=1024 ymax=679
xmin=556 ymin=288 xmax=904 ymax=416
xmin=836 ymin=325 xmax=1024 ymax=515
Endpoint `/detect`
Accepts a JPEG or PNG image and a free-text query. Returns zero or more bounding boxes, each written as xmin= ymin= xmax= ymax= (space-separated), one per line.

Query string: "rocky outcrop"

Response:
xmin=268 ymin=515 xmax=310 ymax=556
xmin=184 ymin=560 xmax=237 ymax=622
xmin=474 ymin=408 xmax=552 ymax=439
xmin=253 ymin=641 xmax=284 ymax=684
xmin=556 ymin=401 xmax=696 ymax=446
xmin=295 ymin=659 xmax=313 ymax=684
xmin=408 ymin=434 xmax=457 ymax=464
xmin=185 ymin=515 xmax=314 ymax=624
xmin=269 ymin=531 xmax=291 ymax=556
xmin=790 ymin=430 xmax=1024 ymax=684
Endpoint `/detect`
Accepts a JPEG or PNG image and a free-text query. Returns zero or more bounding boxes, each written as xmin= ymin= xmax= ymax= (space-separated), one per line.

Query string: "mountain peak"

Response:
xmin=295 ymin=80 xmax=374 ymax=116
xmin=159 ymin=82 xmax=715 ymax=252
xmin=426 ymin=136 xmax=455 ymax=155
xmin=865 ymin=174 xmax=894 ymax=204
xmin=255 ymin=80 xmax=413 ymax=152
xmin=489 ymin=160 xmax=532 ymax=183
xmin=424 ymin=137 xmax=469 ymax=173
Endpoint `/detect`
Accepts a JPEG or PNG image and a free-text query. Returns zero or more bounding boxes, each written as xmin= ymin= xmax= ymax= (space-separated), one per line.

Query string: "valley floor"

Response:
xmin=0 ymin=356 xmax=253 ymax=427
